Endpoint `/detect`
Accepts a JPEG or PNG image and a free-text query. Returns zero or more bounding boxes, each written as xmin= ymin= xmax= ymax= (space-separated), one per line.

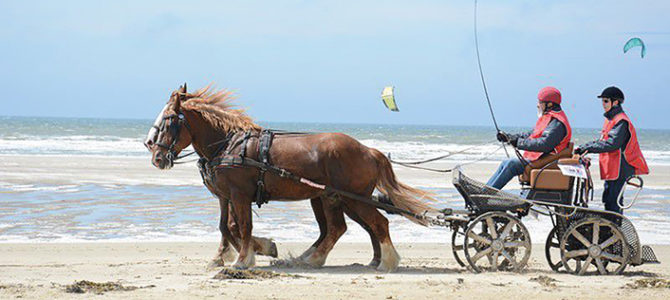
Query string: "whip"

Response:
xmin=474 ymin=0 xmax=509 ymax=158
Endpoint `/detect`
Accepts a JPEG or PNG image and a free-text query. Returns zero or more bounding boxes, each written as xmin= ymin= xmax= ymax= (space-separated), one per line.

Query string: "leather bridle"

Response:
xmin=154 ymin=111 xmax=196 ymax=166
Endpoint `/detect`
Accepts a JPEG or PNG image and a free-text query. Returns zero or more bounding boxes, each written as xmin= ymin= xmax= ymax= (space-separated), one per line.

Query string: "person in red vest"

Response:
xmin=575 ymin=86 xmax=649 ymax=214
xmin=487 ymin=86 xmax=572 ymax=189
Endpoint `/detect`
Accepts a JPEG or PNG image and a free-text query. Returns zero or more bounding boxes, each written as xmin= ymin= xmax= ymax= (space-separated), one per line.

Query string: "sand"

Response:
xmin=0 ymin=242 xmax=669 ymax=299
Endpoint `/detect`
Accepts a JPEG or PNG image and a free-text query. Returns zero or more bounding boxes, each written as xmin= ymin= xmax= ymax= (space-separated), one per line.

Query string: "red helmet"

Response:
xmin=538 ymin=86 xmax=561 ymax=104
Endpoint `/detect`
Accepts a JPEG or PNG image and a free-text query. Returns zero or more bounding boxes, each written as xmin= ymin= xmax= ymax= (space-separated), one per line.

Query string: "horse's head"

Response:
xmin=145 ymin=83 xmax=194 ymax=169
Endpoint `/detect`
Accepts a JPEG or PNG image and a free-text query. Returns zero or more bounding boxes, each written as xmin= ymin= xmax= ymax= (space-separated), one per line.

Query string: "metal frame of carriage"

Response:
xmin=425 ymin=157 xmax=660 ymax=275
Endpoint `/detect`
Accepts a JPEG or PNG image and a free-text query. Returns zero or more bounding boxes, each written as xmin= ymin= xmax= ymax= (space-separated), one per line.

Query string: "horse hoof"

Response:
xmin=232 ymin=262 xmax=249 ymax=270
xmin=208 ymin=258 xmax=225 ymax=269
xmin=301 ymin=254 xmax=326 ymax=268
xmin=298 ymin=247 xmax=316 ymax=260
xmin=368 ymin=259 xmax=381 ymax=268
xmin=221 ymin=248 xmax=238 ymax=262
xmin=376 ymin=263 xmax=397 ymax=273
xmin=268 ymin=242 xmax=278 ymax=258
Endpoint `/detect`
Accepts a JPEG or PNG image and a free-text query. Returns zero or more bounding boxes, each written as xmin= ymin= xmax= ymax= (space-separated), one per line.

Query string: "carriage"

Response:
xmin=430 ymin=143 xmax=660 ymax=275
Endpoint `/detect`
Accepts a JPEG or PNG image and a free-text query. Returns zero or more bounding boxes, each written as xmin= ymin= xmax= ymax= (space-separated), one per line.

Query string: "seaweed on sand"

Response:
xmin=624 ymin=278 xmax=670 ymax=289
xmin=529 ymin=275 xmax=558 ymax=288
xmin=64 ymin=280 xmax=155 ymax=294
xmin=213 ymin=268 xmax=306 ymax=280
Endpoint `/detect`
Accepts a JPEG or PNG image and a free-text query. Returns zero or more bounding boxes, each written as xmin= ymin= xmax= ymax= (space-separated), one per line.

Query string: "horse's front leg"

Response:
xmin=210 ymin=197 xmax=239 ymax=267
xmin=230 ymin=190 xmax=255 ymax=269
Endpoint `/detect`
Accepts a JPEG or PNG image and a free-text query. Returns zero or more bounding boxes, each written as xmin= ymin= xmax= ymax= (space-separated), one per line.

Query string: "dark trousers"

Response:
xmin=602 ymin=177 xmax=627 ymax=214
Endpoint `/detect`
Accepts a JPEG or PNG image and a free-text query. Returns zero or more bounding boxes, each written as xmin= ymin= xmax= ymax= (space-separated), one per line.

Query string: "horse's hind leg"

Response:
xmin=344 ymin=200 xmax=400 ymax=272
xmin=211 ymin=224 xmax=237 ymax=267
xmin=298 ymin=197 xmax=328 ymax=260
xmin=227 ymin=203 xmax=277 ymax=258
xmin=301 ymin=198 xmax=346 ymax=268
xmin=343 ymin=207 xmax=381 ymax=267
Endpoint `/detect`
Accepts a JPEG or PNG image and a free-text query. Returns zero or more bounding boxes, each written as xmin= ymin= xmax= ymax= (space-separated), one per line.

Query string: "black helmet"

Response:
xmin=598 ymin=86 xmax=625 ymax=103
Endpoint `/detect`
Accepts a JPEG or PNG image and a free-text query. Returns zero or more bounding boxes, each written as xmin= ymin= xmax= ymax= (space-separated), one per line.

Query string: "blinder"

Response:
xmin=155 ymin=111 xmax=192 ymax=166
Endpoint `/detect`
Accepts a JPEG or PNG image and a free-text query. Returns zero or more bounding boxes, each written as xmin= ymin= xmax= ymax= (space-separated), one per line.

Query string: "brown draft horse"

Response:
xmin=146 ymin=84 xmax=433 ymax=272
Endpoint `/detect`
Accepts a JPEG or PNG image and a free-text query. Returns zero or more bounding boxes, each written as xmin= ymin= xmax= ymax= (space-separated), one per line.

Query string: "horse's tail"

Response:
xmin=370 ymin=148 xmax=436 ymax=226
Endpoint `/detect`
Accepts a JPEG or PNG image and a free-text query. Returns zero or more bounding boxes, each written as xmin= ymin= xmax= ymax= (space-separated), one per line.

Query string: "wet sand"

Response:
xmin=0 ymin=242 xmax=669 ymax=299
xmin=2 ymin=154 xmax=670 ymax=188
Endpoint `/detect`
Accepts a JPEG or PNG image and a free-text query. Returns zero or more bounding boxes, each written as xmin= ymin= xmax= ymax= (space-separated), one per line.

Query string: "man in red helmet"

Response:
xmin=575 ymin=86 xmax=649 ymax=214
xmin=487 ymin=86 xmax=572 ymax=189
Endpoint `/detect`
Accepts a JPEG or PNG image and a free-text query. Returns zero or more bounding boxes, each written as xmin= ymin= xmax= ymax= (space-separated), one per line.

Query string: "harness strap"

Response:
xmin=213 ymin=155 xmax=427 ymax=220
xmin=238 ymin=131 xmax=251 ymax=160
xmin=201 ymin=130 xmax=426 ymax=218
xmin=254 ymin=130 xmax=274 ymax=208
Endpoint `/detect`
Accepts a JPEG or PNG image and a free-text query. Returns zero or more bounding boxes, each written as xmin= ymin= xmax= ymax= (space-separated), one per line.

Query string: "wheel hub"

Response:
xmin=588 ymin=245 xmax=602 ymax=257
xmin=491 ymin=239 xmax=503 ymax=252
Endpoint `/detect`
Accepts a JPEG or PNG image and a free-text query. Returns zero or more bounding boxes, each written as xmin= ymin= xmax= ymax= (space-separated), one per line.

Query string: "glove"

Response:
xmin=509 ymin=135 xmax=520 ymax=147
xmin=574 ymin=147 xmax=586 ymax=155
xmin=496 ymin=131 xmax=509 ymax=143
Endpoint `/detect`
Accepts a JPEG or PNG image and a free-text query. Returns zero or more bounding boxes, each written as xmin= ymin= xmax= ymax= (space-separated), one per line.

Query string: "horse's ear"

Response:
xmin=174 ymin=93 xmax=182 ymax=111
xmin=182 ymin=83 xmax=187 ymax=94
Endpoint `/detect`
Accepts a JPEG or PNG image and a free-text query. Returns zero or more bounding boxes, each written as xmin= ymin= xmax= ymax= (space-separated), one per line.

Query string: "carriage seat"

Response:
xmin=519 ymin=142 xmax=574 ymax=189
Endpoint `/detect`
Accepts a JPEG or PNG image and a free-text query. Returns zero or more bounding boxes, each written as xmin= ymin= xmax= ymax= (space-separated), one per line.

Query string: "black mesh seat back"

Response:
xmin=453 ymin=169 xmax=529 ymax=213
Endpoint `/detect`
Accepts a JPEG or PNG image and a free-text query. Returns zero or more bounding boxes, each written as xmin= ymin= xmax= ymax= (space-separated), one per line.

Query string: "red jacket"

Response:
xmin=599 ymin=112 xmax=649 ymax=180
xmin=523 ymin=110 xmax=572 ymax=161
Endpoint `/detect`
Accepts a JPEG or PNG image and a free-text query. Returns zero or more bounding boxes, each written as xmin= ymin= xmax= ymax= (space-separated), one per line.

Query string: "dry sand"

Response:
xmin=0 ymin=242 xmax=669 ymax=299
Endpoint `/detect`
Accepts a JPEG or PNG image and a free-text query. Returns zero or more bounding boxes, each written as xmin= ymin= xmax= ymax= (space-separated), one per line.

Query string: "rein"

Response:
xmin=388 ymin=141 xmax=503 ymax=173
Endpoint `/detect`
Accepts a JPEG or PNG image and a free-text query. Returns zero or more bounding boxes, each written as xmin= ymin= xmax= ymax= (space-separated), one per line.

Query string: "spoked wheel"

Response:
xmin=463 ymin=211 xmax=532 ymax=273
xmin=545 ymin=227 xmax=564 ymax=272
xmin=559 ymin=217 xmax=629 ymax=275
xmin=451 ymin=225 xmax=467 ymax=267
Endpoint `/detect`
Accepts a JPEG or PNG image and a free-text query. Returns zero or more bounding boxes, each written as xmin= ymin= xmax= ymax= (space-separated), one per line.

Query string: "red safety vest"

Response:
xmin=599 ymin=112 xmax=649 ymax=180
xmin=523 ymin=110 xmax=572 ymax=162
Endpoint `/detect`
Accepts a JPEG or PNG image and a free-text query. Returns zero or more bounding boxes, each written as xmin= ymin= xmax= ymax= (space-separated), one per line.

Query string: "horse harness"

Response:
xmin=193 ymin=130 xmax=425 ymax=219
xmin=197 ymin=129 xmax=278 ymax=208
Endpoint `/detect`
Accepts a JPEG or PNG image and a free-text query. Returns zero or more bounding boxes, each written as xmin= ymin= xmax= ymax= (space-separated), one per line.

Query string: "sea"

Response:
xmin=1 ymin=116 xmax=669 ymax=245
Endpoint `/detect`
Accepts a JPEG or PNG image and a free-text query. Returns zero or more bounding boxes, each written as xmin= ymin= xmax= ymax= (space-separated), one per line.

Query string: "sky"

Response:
xmin=1 ymin=0 xmax=669 ymax=129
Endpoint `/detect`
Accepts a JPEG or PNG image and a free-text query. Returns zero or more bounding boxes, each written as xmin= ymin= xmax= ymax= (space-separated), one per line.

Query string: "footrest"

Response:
xmin=641 ymin=245 xmax=660 ymax=264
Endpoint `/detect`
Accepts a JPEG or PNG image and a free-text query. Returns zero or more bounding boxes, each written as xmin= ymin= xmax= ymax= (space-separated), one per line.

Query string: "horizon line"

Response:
xmin=2 ymin=114 xmax=669 ymax=131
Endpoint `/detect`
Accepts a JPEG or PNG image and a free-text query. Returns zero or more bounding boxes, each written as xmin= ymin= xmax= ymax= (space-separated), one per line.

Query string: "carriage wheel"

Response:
xmin=545 ymin=227 xmax=564 ymax=272
xmin=559 ymin=218 xmax=629 ymax=275
xmin=463 ymin=212 xmax=531 ymax=273
xmin=451 ymin=226 xmax=467 ymax=267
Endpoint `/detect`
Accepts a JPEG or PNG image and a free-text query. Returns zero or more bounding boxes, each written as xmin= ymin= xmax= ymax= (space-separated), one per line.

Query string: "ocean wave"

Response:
xmin=1 ymin=135 xmax=670 ymax=165
xmin=0 ymin=136 xmax=147 ymax=156
xmin=359 ymin=139 xmax=506 ymax=161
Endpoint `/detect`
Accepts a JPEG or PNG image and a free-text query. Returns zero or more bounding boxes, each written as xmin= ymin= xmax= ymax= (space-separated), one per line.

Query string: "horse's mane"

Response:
xmin=181 ymin=85 xmax=261 ymax=133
